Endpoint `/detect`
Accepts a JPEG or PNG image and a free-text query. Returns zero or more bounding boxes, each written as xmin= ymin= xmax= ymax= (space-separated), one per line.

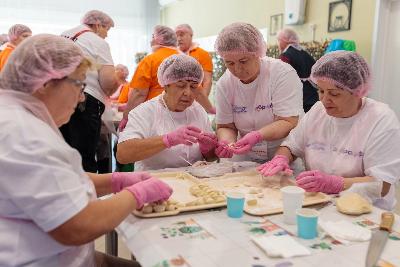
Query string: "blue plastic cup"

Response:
xmin=227 ymin=192 xmax=245 ymax=218
xmin=296 ymin=208 xmax=319 ymax=239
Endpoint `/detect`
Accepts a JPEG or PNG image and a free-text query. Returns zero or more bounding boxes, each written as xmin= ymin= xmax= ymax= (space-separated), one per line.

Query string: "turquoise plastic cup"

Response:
xmin=296 ymin=208 xmax=319 ymax=239
xmin=227 ymin=192 xmax=245 ymax=218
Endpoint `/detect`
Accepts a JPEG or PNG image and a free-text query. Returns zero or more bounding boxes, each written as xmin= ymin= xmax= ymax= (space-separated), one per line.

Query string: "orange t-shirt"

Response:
xmin=130 ymin=47 xmax=178 ymax=100
xmin=189 ymin=47 xmax=213 ymax=73
xmin=117 ymin=83 xmax=131 ymax=103
xmin=0 ymin=44 xmax=15 ymax=72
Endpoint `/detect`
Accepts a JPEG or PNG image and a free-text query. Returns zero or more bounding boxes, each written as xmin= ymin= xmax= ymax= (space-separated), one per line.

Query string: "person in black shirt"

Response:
xmin=277 ymin=28 xmax=318 ymax=112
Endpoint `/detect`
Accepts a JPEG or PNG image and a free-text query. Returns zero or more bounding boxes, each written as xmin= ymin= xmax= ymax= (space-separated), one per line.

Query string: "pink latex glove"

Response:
xmin=111 ymin=172 xmax=152 ymax=193
xmin=198 ymin=132 xmax=218 ymax=154
xmin=257 ymin=155 xmax=293 ymax=176
xmin=162 ymin=125 xmax=201 ymax=148
xmin=118 ymin=118 xmax=128 ymax=132
xmin=231 ymin=131 xmax=263 ymax=154
xmin=125 ymin=177 xmax=173 ymax=209
xmin=296 ymin=170 xmax=344 ymax=194
xmin=208 ymin=106 xmax=216 ymax=114
xmin=215 ymin=140 xmax=234 ymax=158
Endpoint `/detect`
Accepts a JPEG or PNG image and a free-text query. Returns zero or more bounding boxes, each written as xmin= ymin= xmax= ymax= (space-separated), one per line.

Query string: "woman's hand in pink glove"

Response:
xmin=257 ymin=155 xmax=293 ymax=177
xmin=111 ymin=172 xmax=152 ymax=193
xmin=231 ymin=131 xmax=263 ymax=154
xmin=162 ymin=125 xmax=201 ymax=148
xmin=198 ymin=132 xmax=218 ymax=154
xmin=118 ymin=118 xmax=128 ymax=132
xmin=125 ymin=178 xmax=173 ymax=209
xmin=296 ymin=170 xmax=344 ymax=194
xmin=215 ymin=140 xmax=234 ymax=158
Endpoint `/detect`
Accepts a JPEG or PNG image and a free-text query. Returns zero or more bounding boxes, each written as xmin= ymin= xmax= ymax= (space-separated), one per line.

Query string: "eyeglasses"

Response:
xmin=62 ymin=77 xmax=86 ymax=94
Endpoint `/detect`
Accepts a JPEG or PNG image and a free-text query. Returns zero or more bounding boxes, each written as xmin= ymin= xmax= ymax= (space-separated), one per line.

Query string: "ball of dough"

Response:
xmin=248 ymin=188 xmax=258 ymax=194
xmin=247 ymin=199 xmax=257 ymax=206
xmin=153 ymin=204 xmax=166 ymax=213
xmin=336 ymin=193 xmax=372 ymax=215
xmin=142 ymin=205 xmax=153 ymax=214
xmin=166 ymin=205 xmax=177 ymax=211
xmin=215 ymin=196 xmax=225 ymax=203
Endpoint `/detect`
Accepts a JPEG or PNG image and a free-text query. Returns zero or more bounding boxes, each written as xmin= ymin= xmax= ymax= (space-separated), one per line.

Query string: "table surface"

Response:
xmin=117 ymin=199 xmax=400 ymax=267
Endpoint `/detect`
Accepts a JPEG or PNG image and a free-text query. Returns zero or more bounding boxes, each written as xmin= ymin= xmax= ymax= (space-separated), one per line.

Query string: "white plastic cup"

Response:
xmin=280 ymin=186 xmax=305 ymax=225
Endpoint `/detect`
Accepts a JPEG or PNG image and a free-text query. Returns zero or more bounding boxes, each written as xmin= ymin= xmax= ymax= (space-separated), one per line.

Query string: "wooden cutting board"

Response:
xmin=133 ymin=169 xmax=330 ymax=218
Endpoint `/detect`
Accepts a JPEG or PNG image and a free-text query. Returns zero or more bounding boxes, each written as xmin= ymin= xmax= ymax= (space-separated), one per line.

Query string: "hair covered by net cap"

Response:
xmin=8 ymin=24 xmax=32 ymax=42
xmin=115 ymin=64 xmax=129 ymax=78
xmin=277 ymin=28 xmax=299 ymax=44
xmin=175 ymin=24 xmax=193 ymax=35
xmin=157 ymin=54 xmax=204 ymax=87
xmin=214 ymin=22 xmax=266 ymax=58
xmin=153 ymin=25 xmax=177 ymax=47
xmin=310 ymin=51 xmax=371 ymax=97
xmin=0 ymin=34 xmax=85 ymax=94
xmin=81 ymin=10 xmax=115 ymax=27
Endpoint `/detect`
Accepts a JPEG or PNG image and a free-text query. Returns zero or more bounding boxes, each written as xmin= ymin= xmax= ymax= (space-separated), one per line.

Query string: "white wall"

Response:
xmin=0 ymin=0 xmax=161 ymax=77
xmin=371 ymin=0 xmax=400 ymax=118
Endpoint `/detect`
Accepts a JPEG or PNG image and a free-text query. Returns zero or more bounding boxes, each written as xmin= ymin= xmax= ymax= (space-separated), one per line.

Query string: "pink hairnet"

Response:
xmin=153 ymin=25 xmax=177 ymax=47
xmin=81 ymin=10 xmax=115 ymax=27
xmin=0 ymin=34 xmax=84 ymax=94
xmin=310 ymin=51 xmax=371 ymax=97
xmin=158 ymin=54 xmax=204 ymax=87
xmin=214 ymin=22 xmax=266 ymax=58
xmin=277 ymin=28 xmax=299 ymax=44
xmin=115 ymin=64 xmax=129 ymax=78
xmin=175 ymin=24 xmax=193 ymax=35
xmin=0 ymin=34 xmax=8 ymax=45
xmin=8 ymin=24 xmax=32 ymax=42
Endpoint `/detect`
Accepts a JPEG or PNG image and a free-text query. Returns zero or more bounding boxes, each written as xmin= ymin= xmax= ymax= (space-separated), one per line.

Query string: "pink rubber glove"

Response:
xmin=257 ymin=155 xmax=293 ymax=176
xmin=118 ymin=118 xmax=128 ymax=132
xmin=296 ymin=170 xmax=344 ymax=194
xmin=162 ymin=125 xmax=201 ymax=148
xmin=208 ymin=106 xmax=216 ymax=114
xmin=125 ymin=177 xmax=173 ymax=209
xmin=232 ymin=131 xmax=263 ymax=154
xmin=111 ymin=172 xmax=152 ymax=193
xmin=215 ymin=140 xmax=234 ymax=158
xmin=198 ymin=132 xmax=218 ymax=154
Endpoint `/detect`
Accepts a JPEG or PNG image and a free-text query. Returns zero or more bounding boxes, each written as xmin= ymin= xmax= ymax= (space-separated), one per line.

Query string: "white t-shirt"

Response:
xmin=0 ymin=102 xmax=96 ymax=266
xmin=61 ymin=24 xmax=114 ymax=104
xmin=282 ymin=99 xmax=400 ymax=210
xmin=216 ymin=56 xmax=303 ymax=161
xmin=118 ymin=94 xmax=213 ymax=171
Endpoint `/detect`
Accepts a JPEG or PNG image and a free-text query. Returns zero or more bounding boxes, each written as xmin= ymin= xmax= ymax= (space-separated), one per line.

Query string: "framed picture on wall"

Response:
xmin=328 ymin=0 xmax=352 ymax=32
xmin=270 ymin=13 xmax=283 ymax=36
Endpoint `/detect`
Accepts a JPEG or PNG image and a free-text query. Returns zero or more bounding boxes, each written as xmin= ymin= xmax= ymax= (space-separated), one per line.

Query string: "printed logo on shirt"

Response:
xmin=255 ymin=103 xmax=273 ymax=112
xmin=306 ymin=142 xmax=364 ymax=158
xmin=233 ymin=105 xmax=248 ymax=113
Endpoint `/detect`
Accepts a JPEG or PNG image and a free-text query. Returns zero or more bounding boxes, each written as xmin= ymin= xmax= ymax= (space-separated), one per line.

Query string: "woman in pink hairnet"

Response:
xmin=0 ymin=24 xmax=32 ymax=71
xmin=258 ymin=51 xmax=400 ymax=211
xmin=0 ymin=34 xmax=172 ymax=267
xmin=117 ymin=54 xmax=217 ymax=171
xmin=214 ymin=22 xmax=303 ymax=163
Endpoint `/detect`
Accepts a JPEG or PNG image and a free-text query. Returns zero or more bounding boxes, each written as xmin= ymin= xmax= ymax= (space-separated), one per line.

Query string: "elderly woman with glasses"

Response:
xmin=258 ymin=51 xmax=400 ymax=211
xmin=117 ymin=54 xmax=218 ymax=171
xmin=0 ymin=34 xmax=172 ymax=267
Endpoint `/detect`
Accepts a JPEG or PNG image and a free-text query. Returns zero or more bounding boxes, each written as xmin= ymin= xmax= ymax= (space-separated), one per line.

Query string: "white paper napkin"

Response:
xmin=251 ymin=235 xmax=311 ymax=258
xmin=319 ymin=220 xmax=371 ymax=244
